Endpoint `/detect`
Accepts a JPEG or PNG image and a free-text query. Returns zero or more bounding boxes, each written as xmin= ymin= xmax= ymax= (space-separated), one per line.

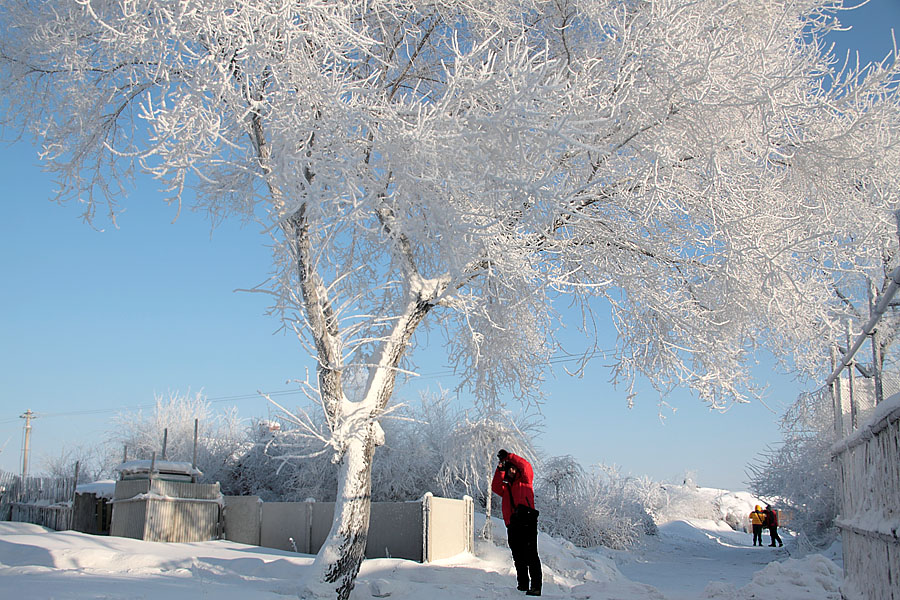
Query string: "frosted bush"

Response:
xmin=536 ymin=463 xmax=659 ymax=549
xmin=748 ymin=387 xmax=840 ymax=547
xmin=105 ymin=391 xmax=247 ymax=487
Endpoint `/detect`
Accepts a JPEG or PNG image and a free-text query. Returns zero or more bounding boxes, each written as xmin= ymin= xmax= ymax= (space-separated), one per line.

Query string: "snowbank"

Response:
xmin=704 ymin=554 xmax=842 ymax=599
xmin=657 ymin=484 xmax=766 ymax=531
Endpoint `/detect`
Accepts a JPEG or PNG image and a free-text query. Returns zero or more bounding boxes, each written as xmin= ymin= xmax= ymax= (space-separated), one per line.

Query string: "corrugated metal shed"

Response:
xmin=110 ymin=479 xmax=221 ymax=543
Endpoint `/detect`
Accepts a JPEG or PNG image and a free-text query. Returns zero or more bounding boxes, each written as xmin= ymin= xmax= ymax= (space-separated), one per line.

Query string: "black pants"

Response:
xmin=752 ymin=524 xmax=763 ymax=546
xmin=768 ymin=527 xmax=783 ymax=546
xmin=507 ymin=519 xmax=541 ymax=591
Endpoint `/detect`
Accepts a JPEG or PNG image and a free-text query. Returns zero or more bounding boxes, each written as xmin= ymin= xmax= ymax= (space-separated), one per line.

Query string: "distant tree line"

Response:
xmin=41 ymin=390 xmax=772 ymax=551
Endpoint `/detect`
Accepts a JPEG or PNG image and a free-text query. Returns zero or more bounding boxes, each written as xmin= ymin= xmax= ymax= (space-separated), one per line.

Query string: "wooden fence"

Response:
xmin=831 ymin=398 xmax=900 ymax=600
xmin=827 ymin=259 xmax=900 ymax=600
xmin=0 ymin=470 xmax=75 ymax=531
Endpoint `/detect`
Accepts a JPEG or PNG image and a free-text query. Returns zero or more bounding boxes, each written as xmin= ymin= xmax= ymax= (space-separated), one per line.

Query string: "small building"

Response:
xmin=72 ymin=480 xmax=116 ymax=535
xmin=109 ymin=460 xmax=222 ymax=543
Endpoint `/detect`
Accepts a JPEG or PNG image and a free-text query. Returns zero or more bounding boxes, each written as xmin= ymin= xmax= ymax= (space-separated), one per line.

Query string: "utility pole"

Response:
xmin=20 ymin=409 xmax=35 ymax=479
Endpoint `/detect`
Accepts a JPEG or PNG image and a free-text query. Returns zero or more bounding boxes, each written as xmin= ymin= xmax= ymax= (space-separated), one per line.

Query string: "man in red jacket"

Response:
xmin=492 ymin=449 xmax=542 ymax=596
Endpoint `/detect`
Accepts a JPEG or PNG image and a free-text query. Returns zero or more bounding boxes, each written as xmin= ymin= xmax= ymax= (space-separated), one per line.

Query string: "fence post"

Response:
xmin=69 ymin=461 xmax=80 ymax=531
xmin=191 ymin=419 xmax=199 ymax=483
xmin=845 ymin=321 xmax=858 ymax=430
xmin=306 ymin=500 xmax=314 ymax=554
xmin=830 ymin=345 xmax=844 ymax=437
xmin=867 ymin=280 xmax=885 ymax=406
xmin=465 ymin=495 xmax=474 ymax=554
xmin=421 ymin=492 xmax=433 ymax=563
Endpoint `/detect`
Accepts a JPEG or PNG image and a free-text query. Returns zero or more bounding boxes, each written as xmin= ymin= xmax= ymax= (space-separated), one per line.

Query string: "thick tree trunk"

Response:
xmin=288 ymin=200 xmax=442 ymax=598
xmin=302 ymin=422 xmax=379 ymax=600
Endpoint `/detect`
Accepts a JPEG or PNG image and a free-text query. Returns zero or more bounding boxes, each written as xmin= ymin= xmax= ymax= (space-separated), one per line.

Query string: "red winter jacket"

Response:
xmin=491 ymin=453 xmax=535 ymax=526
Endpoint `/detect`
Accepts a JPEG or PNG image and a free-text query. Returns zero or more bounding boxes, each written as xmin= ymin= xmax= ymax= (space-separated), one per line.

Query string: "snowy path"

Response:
xmin=0 ymin=520 xmax=841 ymax=600
xmin=613 ymin=519 xmax=791 ymax=599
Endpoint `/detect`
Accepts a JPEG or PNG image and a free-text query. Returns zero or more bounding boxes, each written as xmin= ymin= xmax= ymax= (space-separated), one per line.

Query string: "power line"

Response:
xmin=0 ymin=389 xmax=306 ymax=423
xmin=0 ymin=350 xmax=614 ymax=424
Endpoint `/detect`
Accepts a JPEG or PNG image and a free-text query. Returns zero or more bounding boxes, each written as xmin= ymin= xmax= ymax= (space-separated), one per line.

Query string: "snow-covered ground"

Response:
xmin=0 ymin=509 xmax=842 ymax=600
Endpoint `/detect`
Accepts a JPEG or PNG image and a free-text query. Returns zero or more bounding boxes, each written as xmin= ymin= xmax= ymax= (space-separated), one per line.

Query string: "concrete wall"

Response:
xmin=257 ymin=501 xmax=425 ymax=560
xmin=230 ymin=494 xmax=473 ymax=563
xmin=367 ymin=501 xmax=423 ymax=561
xmin=309 ymin=502 xmax=335 ymax=553
xmin=260 ymin=502 xmax=314 ymax=553
xmin=223 ymin=496 xmax=262 ymax=546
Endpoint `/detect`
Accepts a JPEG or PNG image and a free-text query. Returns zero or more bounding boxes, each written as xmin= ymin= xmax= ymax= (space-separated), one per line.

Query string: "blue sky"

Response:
xmin=1 ymin=1 xmax=898 ymax=490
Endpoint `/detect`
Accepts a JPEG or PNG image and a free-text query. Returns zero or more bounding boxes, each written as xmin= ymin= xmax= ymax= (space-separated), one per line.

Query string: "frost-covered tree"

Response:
xmin=829 ymin=246 xmax=900 ymax=389
xmin=40 ymin=444 xmax=105 ymax=484
xmin=261 ymin=390 xmax=539 ymax=513
xmin=371 ymin=392 xmax=458 ymax=502
xmin=539 ymin=455 xmax=584 ymax=507
xmin=539 ymin=463 xmax=660 ymax=549
xmin=437 ymin=403 xmax=539 ymax=541
xmin=2 ymin=1 xmax=900 ymax=597
xmin=223 ymin=418 xmax=301 ymax=499
xmin=747 ymin=387 xmax=839 ymax=546
xmin=106 ymin=391 xmax=247 ymax=485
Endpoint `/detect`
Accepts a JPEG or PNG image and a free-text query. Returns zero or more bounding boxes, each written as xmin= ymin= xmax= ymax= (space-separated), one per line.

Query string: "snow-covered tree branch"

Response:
xmin=2 ymin=1 xmax=900 ymax=597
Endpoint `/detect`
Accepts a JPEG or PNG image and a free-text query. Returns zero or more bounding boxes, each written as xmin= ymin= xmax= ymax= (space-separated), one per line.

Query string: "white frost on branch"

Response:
xmin=3 ymin=1 xmax=900 ymax=597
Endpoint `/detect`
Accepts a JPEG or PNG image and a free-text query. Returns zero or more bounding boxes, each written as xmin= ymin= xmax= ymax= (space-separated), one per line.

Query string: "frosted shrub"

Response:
xmin=537 ymin=463 xmax=659 ymax=550
xmin=371 ymin=398 xmax=454 ymax=502
xmin=748 ymin=388 xmax=839 ymax=547
xmin=222 ymin=417 xmax=335 ymax=501
xmin=657 ymin=484 xmax=723 ymax=524
xmin=106 ymin=391 xmax=247 ymax=486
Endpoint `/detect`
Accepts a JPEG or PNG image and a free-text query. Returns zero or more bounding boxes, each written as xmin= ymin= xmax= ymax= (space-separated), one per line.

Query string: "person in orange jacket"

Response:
xmin=492 ymin=449 xmax=542 ymax=596
xmin=749 ymin=505 xmax=766 ymax=546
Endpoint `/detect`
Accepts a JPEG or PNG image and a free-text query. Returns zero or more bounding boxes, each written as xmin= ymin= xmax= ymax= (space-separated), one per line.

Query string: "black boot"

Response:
xmin=526 ymin=590 xmax=541 ymax=597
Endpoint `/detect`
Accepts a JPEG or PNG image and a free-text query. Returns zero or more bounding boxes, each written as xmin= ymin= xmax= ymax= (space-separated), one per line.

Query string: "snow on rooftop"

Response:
xmin=114 ymin=460 xmax=202 ymax=477
xmin=75 ymin=480 xmax=117 ymax=500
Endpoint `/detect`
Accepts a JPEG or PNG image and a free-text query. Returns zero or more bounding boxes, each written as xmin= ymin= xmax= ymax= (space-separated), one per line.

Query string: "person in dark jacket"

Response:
xmin=764 ymin=505 xmax=783 ymax=547
xmin=491 ymin=449 xmax=542 ymax=596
